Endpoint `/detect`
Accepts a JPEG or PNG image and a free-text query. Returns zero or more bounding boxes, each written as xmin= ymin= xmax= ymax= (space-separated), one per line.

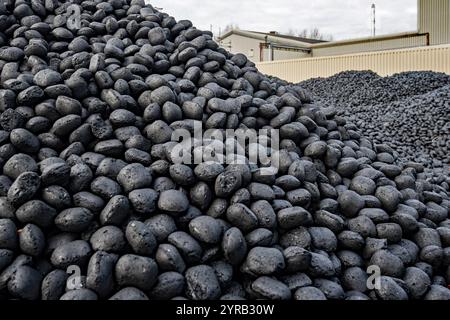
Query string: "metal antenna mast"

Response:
xmin=371 ymin=3 xmax=376 ymax=37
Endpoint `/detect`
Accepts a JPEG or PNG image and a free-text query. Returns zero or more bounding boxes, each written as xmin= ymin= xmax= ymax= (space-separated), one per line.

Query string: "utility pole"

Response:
xmin=371 ymin=3 xmax=376 ymax=37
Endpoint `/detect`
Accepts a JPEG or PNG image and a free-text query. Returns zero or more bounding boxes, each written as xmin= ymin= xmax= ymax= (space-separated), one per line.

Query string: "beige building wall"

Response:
xmin=312 ymin=34 xmax=429 ymax=57
xmin=256 ymin=44 xmax=450 ymax=83
xmin=219 ymin=34 xmax=262 ymax=62
xmin=418 ymin=0 xmax=450 ymax=45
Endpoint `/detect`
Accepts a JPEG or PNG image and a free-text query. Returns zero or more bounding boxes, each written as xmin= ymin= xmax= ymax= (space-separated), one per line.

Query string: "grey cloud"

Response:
xmin=149 ymin=0 xmax=417 ymax=40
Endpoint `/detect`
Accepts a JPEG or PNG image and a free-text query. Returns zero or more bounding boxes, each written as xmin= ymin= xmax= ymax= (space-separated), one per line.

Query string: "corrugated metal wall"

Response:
xmin=256 ymin=45 xmax=450 ymax=83
xmin=418 ymin=0 xmax=450 ymax=45
xmin=312 ymin=34 xmax=428 ymax=57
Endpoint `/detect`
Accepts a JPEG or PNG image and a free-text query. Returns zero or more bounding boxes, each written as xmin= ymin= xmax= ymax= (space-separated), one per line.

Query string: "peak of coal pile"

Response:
xmin=0 ymin=1 xmax=449 ymax=300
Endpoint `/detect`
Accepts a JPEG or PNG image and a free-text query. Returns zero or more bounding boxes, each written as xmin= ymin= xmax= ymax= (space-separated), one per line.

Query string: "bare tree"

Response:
xmin=310 ymin=27 xmax=321 ymax=40
xmin=295 ymin=28 xmax=333 ymax=41
xmin=286 ymin=28 xmax=297 ymax=36
xmin=298 ymin=29 xmax=309 ymax=38
xmin=222 ymin=23 xmax=239 ymax=34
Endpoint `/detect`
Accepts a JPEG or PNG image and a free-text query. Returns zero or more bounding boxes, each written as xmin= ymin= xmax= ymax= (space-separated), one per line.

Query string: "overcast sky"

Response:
xmin=149 ymin=0 xmax=417 ymax=40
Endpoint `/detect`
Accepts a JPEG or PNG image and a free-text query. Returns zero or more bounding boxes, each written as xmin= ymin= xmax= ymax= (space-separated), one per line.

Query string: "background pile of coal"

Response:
xmin=300 ymin=71 xmax=450 ymax=185
xmin=300 ymin=70 xmax=450 ymax=107
xmin=0 ymin=0 xmax=449 ymax=301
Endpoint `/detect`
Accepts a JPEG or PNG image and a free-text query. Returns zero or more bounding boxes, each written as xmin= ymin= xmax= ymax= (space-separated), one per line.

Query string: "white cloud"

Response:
xmin=148 ymin=0 xmax=417 ymax=40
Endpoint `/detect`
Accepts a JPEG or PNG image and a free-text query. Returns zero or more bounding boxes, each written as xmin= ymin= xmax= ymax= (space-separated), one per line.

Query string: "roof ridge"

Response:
xmin=221 ymin=29 xmax=328 ymax=44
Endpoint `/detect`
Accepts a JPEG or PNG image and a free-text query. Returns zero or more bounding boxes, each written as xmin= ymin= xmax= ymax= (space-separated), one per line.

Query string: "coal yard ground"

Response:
xmin=0 ymin=0 xmax=449 ymax=301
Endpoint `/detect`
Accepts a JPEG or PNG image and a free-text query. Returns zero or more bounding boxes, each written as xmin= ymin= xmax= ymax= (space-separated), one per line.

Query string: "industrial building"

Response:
xmin=218 ymin=0 xmax=450 ymax=63
xmin=218 ymin=29 xmax=323 ymax=62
